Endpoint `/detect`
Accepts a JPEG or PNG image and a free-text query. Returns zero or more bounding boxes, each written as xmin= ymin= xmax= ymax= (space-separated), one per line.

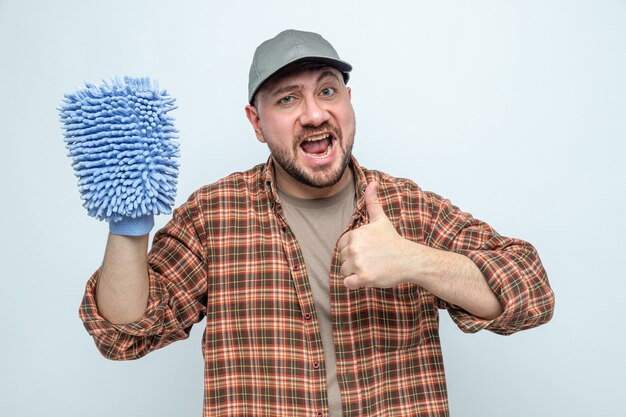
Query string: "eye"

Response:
xmin=320 ymin=87 xmax=335 ymax=97
xmin=279 ymin=95 xmax=295 ymax=105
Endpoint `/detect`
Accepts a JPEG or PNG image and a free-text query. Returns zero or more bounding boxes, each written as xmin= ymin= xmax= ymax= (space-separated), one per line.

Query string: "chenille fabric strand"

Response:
xmin=79 ymin=157 xmax=555 ymax=417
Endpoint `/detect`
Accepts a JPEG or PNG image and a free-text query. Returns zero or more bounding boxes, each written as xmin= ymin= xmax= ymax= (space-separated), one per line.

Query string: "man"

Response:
xmin=80 ymin=29 xmax=555 ymax=416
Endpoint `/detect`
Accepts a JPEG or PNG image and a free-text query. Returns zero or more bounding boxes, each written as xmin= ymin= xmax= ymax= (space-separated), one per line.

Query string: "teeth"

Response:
xmin=304 ymin=133 xmax=331 ymax=142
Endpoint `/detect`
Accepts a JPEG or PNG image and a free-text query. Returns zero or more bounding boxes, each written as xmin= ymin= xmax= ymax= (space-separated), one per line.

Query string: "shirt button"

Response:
xmin=304 ymin=312 xmax=312 ymax=320
xmin=316 ymin=412 xmax=323 ymax=417
xmin=313 ymin=361 xmax=320 ymax=369
xmin=293 ymin=264 xmax=300 ymax=271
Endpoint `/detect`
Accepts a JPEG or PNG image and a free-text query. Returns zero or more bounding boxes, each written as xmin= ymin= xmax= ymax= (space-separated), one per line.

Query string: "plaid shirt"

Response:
xmin=80 ymin=157 xmax=554 ymax=416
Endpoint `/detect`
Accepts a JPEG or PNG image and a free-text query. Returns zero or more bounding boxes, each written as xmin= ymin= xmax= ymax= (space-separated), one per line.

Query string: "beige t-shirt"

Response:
xmin=278 ymin=180 xmax=355 ymax=417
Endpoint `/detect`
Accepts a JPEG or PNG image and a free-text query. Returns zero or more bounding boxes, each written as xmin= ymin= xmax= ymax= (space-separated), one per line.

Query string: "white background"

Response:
xmin=1 ymin=1 xmax=625 ymax=416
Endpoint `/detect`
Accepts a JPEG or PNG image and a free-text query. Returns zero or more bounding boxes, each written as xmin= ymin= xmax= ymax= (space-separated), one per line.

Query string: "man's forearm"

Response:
xmin=339 ymin=181 xmax=504 ymax=320
xmin=410 ymin=244 xmax=503 ymax=320
xmin=96 ymin=233 xmax=150 ymax=324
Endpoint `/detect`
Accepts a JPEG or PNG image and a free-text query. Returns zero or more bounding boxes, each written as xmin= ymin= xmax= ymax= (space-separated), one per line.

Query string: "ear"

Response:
xmin=347 ymin=86 xmax=351 ymax=99
xmin=245 ymin=104 xmax=266 ymax=143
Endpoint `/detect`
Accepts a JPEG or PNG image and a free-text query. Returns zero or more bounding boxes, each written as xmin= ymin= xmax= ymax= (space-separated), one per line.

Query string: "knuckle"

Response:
xmin=353 ymin=258 xmax=366 ymax=272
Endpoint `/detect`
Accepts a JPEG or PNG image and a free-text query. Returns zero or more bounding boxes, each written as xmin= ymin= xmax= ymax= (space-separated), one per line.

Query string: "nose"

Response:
xmin=298 ymin=96 xmax=329 ymax=127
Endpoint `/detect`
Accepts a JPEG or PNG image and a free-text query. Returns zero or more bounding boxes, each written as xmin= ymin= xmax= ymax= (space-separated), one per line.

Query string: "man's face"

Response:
xmin=246 ymin=67 xmax=355 ymax=197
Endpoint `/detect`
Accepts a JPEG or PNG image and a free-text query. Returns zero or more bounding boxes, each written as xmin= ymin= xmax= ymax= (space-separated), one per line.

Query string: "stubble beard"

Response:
xmin=266 ymin=121 xmax=355 ymax=189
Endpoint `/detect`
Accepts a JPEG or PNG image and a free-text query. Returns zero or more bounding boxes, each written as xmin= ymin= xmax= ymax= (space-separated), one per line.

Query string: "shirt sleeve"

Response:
xmin=422 ymin=190 xmax=555 ymax=335
xmin=78 ymin=192 xmax=208 ymax=360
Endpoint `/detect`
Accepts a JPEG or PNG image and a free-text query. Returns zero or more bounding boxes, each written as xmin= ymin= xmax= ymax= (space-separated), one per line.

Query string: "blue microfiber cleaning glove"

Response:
xmin=59 ymin=76 xmax=179 ymax=236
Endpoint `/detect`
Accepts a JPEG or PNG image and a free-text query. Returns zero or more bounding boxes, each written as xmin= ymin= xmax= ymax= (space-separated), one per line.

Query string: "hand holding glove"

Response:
xmin=59 ymin=76 xmax=180 ymax=236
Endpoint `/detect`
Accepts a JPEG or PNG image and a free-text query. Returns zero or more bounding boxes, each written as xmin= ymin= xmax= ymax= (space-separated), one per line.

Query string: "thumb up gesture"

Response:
xmin=337 ymin=181 xmax=421 ymax=289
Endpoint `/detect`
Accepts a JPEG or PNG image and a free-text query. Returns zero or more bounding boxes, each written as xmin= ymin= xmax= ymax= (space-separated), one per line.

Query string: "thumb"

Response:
xmin=365 ymin=181 xmax=386 ymax=221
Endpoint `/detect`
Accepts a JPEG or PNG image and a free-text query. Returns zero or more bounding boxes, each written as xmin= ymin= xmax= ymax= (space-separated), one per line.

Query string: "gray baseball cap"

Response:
xmin=248 ymin=29 xmax=352 ymax=104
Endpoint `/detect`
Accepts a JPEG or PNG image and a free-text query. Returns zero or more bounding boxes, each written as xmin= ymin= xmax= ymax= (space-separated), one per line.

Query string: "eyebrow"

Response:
xmin=269 ymin=70 xmax=341 ymax=99
xmin=316 ymin=70 xmax=341 ymax=85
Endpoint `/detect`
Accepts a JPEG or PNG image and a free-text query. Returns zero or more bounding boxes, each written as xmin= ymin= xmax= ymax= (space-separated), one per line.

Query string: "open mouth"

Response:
xmin=299 ymin=132 xmax=334 ymax=159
